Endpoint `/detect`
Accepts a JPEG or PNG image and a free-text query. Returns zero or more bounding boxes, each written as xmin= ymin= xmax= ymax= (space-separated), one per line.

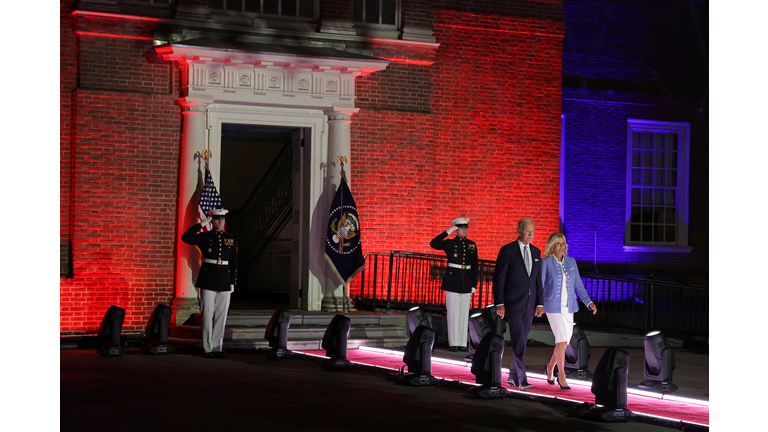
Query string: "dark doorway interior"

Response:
xmin=219 ymin=123 xmax=296 ymax=310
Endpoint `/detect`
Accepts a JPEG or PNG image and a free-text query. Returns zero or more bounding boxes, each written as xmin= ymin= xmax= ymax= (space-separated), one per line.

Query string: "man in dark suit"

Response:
xmin=430 ymin=217 xmax=479 ymax=352
xmin=492 ymin=218 xmax=543 ymax=390
xmin=181 ymin=208 xmax=238 ymax=358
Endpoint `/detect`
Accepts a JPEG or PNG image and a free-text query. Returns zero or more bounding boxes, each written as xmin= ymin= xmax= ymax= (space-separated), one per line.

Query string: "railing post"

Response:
xmin=386 ymin=251 xmax=394 ymax=314
xmin=647 ymin=275 xmax=655 ymax=331
xmin=477 ymin=262 xmax=484 ymax=308
xmin=372 ymin=254 xmax=378 ymax=310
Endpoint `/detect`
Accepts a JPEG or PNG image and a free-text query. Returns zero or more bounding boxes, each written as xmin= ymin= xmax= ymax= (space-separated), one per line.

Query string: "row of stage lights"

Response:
xmin=95 ymin=304 xmax=678 ymax=422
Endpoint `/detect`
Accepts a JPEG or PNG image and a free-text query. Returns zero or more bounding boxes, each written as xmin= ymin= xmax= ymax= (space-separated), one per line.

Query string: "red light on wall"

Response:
xmin=75 ymin=31 xmax=155 ymax=41
xmin=378 ymin=57 xmax=435 ymax=66
xmin=71 ymin=10 xmax=164 ymax=22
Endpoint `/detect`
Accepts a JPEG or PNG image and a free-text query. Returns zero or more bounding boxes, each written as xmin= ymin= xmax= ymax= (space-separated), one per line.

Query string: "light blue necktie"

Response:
xmin=524 ymin=245 xmax=531 ymax=276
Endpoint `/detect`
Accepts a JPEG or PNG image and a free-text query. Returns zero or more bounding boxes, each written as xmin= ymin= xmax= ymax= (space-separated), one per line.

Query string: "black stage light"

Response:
xmin=399 ymin=324 xmax=438 ymax=386
xmin=97 ymin=305 xmax=127 ymax=357
xmin=265 ymin=308 xmax=292 ymax=359
xmin=406 ymin=306 xmax=431 ymax=335
xmin=466 ymin=305 xmax=505 ymax=361
xmin=564 ymin=324 xmax=592 ymax=379
xmin=481 ymin=304 xmax=505 ymax=337
xmin=145 ymin=304 xmax=174 ymax=355
xmin=321 ymin=314 xmax=352 ymax=369
xmin=582 ymin=346 xmax=635 ymax=422
xmin=469 ymin=332 xmax=509 ymax=398
xmin=637 ymin=330 xmax=678 ymax=394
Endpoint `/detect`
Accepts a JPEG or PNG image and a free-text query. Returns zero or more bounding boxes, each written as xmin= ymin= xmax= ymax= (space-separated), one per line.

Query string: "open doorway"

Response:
xmin=219 ymin=123 xmax=297 ymax=310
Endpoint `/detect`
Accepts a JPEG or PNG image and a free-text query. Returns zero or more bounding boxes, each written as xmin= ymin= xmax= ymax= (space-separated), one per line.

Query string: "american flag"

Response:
xmin=198 ymin=167 xmax=223 ymax=232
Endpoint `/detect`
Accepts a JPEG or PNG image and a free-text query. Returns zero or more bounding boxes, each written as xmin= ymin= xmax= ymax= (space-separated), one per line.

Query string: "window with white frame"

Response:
xmin=208 ymin=0 xmax=316 ymax=19
xmin=625 ymin=119 xmax=691 ymax=251
xmin=352 ymin=0 xmax=400 ymax=26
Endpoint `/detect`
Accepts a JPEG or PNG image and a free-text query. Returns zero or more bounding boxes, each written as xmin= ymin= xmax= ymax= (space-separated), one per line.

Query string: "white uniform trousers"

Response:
xmin=445 ymin=291 xmax=472 ymax=347
xmin=201 ymin=289 xmax=231 ymax=353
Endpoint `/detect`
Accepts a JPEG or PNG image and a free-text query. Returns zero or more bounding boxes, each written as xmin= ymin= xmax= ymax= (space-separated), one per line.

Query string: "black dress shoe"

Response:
xmin=448 ymin=346 xmax=459 ymax=352
xmin=506 ymin=376 xmax=520 ymax=388
xmin=204 ymin=352 xmax=217 ymax=358
xmin=215 ymin=351 xmax=225 ymax=359
xmin=519 ymin=381 xmax=534 ymax=391
xmin=458 ymin=346 xmax=468 ymax=352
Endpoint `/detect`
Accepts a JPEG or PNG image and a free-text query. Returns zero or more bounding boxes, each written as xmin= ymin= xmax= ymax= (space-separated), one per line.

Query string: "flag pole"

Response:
xmin=337 ymin=155 xmax=349 ymax=313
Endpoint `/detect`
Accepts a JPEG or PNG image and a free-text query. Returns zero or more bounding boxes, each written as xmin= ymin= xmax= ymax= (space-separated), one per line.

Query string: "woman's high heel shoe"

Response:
xmin=545 ymin=366 xmax=555 ymax=385
xmin=558 ymin=379 xmax=571 ymax=390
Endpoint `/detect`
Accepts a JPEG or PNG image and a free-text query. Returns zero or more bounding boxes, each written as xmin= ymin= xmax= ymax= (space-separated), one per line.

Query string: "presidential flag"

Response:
xmin=325 ymin=176 xmax=364 ymax=285
xmin=198 ymin=166 xmax=222 ymax=232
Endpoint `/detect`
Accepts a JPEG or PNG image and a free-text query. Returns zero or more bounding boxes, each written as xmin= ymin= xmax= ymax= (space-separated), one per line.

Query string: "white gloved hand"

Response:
xmin=446 ymin=226 xmax=457 ymax=234
xmin=201 ymin=216 xmax=213 ymax=226
xmin=230 ymin=284 xmax=235 ymax=292
xmin=471 ymin=287 xmax=476 ymax=293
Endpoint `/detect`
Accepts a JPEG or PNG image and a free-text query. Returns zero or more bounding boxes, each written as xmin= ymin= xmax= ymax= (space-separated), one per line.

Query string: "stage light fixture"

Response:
xmin=321 ymin=314 xmax=353 ymax=369
xmin=469 ymin=332 xmax=508 ymax=398
xmin=265 ymin=308 xmax=292 ymax=359
xmin=97 ymin=305 xmax=127 ymax=357
xmin=564 ymin=324 xmax=592 ymax=379
xmin=406 ymin=306 xmax=431 ymax=335
xmin=481 ymin=304 xmax=505 ymax=336
xmin=582 ymin=346 xmax=635 ymax=421
xmin=467 ymin=305 xmax=505 ymax=361
xmin=399 ymin=324 xmax=438 ymax=386
xmin=145 ymin=304 xmax=174 ymax=355
xmin=637 ymin=330 xmax=678 ymax=394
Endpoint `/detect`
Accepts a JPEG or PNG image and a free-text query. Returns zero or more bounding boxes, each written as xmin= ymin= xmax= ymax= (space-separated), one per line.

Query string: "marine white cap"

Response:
xmin=451 ymin=217 xmax=470 ymax=227
xmin=207 ymin=208 xmax=229 ymax=217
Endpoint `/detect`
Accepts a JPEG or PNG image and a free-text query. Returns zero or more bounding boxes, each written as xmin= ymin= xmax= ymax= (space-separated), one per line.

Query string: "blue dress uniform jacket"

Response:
xmin=181 ymin=223 xmax=238 ymax=292
xmin=540 ymin=255 xmax=593 ymax=314
xmin=430 ymin=232 xmax=479 ymax=294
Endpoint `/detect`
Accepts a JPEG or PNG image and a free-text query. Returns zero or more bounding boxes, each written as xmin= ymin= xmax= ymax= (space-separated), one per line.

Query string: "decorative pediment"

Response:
xmin=155 ymin=38 xmax=389 ymax=108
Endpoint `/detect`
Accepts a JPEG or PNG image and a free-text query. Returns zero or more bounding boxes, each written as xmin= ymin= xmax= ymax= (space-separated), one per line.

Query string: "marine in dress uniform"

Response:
xmin=181 ymin=208 xmax=238 ymax=358
xmin=429 ymin=217 xmax=479 ymax=351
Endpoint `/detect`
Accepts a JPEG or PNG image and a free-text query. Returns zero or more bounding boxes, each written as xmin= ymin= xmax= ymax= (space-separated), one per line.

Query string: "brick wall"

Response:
xmin=561 ymin=0 xmax=709 ymax=283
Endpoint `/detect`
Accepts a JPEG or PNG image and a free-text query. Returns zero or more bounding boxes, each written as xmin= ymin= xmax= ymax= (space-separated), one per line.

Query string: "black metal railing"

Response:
xmin=353 ymin=251 xmax=708 ymax=338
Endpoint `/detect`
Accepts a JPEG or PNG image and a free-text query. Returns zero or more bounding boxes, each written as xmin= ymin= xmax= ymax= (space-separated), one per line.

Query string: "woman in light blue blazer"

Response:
xmin=541 ymin=232 xmax=597 ymax=390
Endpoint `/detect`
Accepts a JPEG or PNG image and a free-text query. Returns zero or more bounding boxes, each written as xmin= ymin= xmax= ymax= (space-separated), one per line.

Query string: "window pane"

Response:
xmin=210 ymin=0 xmax=224 ymax=9
xmin=644 ymin=133 xmax=654 ymax=149
xmin=632 ymin=189 xmax=641 ymax=205
xmin=382 ymin=0 xmax=396 ymax=24
xmin=653 ymin=189 xmax=664 ymax=206
xmin=653 ymin=207 xmax=663 ymax=223
xmin=632 ymin=169 xmax=642 ymax=185
xmin=653 ymin=225 xmax=663 ymax=242
xmin=644 ymin=151 xmax=653 ymax=167
xmin=633 ymin=132 xmax=643 ymax=149
xmin=656 ymin=133 xmax=666 ymax=150
xmin=666 ymin=170 xmax=677 ymax=187
xmin=667 ymin=151 xmax=678 ymax=169
xmin=665 ymin=189 xmax=676 ymax=206
xmin=631 ymin=206 xmax=641 ymax=223
xmin=353 ymin=0 xmax=363 ymax=21
xmin=366 ymin=0 xmax=379 ymax=23
xmin=642 ymin=206 xmax=651 ymax=223
xmin=244 ymin=0 xmax=259 ymax=12
xmin=668 ymin=134 xmax=678 ymax=151
xmin=642 ymin=225 xmax=652 ymax=241
xmin=632 ymin=150 xmax=643 ymax=167
xmin=299 ymin=0 xmax=314 ymax=17
xmin=631 ymin=224 xmax=641 ymax=241
xmin=655 ymin=169 xmax=664 ymax=186
xmin=283 ymin=0 xmax=297 ymax=16
xmin=642 ymin=189 xmax=652 ymax=205
xmin=644 ymin=169 xmax=653 ymax=186
xmin=665 ymin=225 xmax=676 ymax=243
xmin=264 ymin=0 xmax=279 ymax=14
xmin=656 ymin=151 xmax=666 ymax=168
xmin=665 ymin=208 xmax=676 ymax=224
xmin=226 ymin=0 xmax=242 ymax=11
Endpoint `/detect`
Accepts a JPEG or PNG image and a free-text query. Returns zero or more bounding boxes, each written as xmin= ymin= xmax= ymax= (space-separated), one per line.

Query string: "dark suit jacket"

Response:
xmin=430 ymin=231 xmax=479 ymax=293
xmin=492 ymin=239 xmax=543 ymax=316
xmin=181 ymin=223 xmax=238 ymax=292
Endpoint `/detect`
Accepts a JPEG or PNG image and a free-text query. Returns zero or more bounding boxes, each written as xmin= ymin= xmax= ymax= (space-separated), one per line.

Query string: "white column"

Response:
xmin=321 ymin=107 xmax=359 ymax=312
xmin=172 ymin=96 xmax=214 ymax=325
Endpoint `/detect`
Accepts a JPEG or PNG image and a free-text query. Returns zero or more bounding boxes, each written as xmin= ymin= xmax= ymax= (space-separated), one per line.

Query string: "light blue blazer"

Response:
xmin=540 ymin=255 xmax=593 ymax=314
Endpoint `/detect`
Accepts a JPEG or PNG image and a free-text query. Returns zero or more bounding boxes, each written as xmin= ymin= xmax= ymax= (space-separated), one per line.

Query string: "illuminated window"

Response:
xmin=625 ymin=119 xmax=690 ymax=251
xmin=352 ymin=0 xmax=400 ymax=26
xmin=208 ymin=0 xmax=316 ymax=18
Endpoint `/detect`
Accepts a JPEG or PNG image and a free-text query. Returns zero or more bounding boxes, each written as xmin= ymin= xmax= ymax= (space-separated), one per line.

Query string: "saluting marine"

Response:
xmin=181 ymin=208 xmax=238 ymax=358
xmin=430 ymin=217 xmax=479 ymax=352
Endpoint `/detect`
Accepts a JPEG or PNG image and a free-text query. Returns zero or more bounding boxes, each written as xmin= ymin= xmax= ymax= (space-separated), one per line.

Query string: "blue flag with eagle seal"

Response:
xmin=325 ymin=176 xmax=364 ymax=285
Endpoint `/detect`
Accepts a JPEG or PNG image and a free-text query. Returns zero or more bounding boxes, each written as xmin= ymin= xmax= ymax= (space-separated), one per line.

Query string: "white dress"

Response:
xmin=545 ymin=257 xmax=575 ymax=344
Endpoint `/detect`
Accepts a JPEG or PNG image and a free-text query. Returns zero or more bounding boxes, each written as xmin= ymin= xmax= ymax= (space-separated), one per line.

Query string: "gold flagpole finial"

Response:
xmin=337 ymin=155 xmax=348 ymax=181
xmin=201 ymin=149 xmax=213 ymax=168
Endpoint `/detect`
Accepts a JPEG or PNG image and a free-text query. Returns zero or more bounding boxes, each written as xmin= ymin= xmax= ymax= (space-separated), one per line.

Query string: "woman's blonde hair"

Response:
xmin=544 ymin=232 xmax=568 ymax=257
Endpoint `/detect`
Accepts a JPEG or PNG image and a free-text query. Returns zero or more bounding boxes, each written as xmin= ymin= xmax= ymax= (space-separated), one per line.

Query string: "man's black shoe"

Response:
xmin=215 ymin=351 xmax=225 ymax=359
xmin=458 ymin=346 xmax=468 ymax=352
xmin=448 ymin=346 xmax=459 ymax=352
xmin=506 ymin=376 xmax=520 ymax=388
xmin=204 ymin=352 xmax=217 ymax=358
xmin=519 ymin=381 xmax=534 ymax=391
